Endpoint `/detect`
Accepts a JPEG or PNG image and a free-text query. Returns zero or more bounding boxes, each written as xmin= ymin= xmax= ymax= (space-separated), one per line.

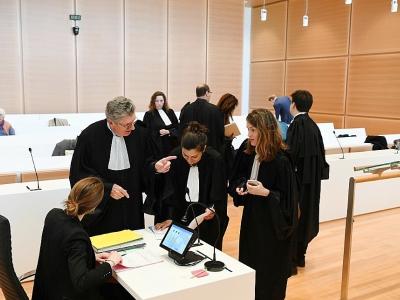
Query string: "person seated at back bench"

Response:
xmin=0 ymin=108 xmax=15 ymax=136
xmin=52 ymin=137 xmax=78 ymax=156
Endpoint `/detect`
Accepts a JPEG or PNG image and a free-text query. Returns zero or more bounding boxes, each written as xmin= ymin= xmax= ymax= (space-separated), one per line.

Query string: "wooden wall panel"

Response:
xmin=346 ymin=116 xmax=400 ymax=136
xmin=21 ymin=0 xmax=76 ymax=113
xmin=77 ymin=0 xmax=124 ymax=112
xmin=0 ymin=0 xmax=23 ymax=114
xmin=168 ymin=0 xmax=207 ymax=109
xmin=286 ymin=57 xmax=347 ymax=114
xmin=287 ymin=0 xmax=350 ymax=59
xmin=310 ymin=113 xmax=344 ymax=130
xmin=207 ymin=0 xmax=243 ymax=105
xmin=346 ymin=54 xmax=400 ymax=119
xmin=249 ymin=61 xmax=285 ymax=109
xmin=251 ymin=1 xmax=287 ymax=62
xmin=125 ymin=0 xmax=167 ymax=112
xmin=350 ymin=0 xmax=400 ymax=55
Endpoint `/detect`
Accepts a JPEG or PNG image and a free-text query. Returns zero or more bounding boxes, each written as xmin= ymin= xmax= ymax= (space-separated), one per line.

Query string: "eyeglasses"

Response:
xmin=117 ymin=121 xmax=135 ymax=129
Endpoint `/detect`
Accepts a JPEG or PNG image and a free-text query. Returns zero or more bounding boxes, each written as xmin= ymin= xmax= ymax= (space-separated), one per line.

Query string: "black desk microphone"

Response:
xmin=182 ymin=202 xmax=225 ymax=272
xmin=333 ymin=131 xmax=345 ymax=159
xmin=183 ymin=187 xmax=202 ymax=246
xmin=26 ymin=148 xmax=41 ymax=191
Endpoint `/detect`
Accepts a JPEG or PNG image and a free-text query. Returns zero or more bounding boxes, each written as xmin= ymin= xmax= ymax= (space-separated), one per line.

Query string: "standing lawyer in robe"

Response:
xmin=155 ymin=121 xmax=228 ymax=250
xmin=32 ymin=177 xmax=133 ymax=300
xmin=178 ymin=84 xmax=225 ymax=153
xmin=143 ymin=91 xmax=179 ymax=158
xmin=228 ymin=109 xmax=298 ymax=300
xmin=285 ymin=90 xmax=328 ymax=275
xmin=69 ymin=96 xmax=175 ymax=237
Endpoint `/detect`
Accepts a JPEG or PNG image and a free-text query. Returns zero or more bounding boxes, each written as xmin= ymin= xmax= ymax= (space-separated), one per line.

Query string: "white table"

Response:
xmin=0 ymin=179 xmax=70 ymax=276
xmin=320 ymin=149 xmax=400 ymax=222
xmin=115 ymin=229 xmax=255 ymax=300
xmin=0 ymin=179 xmax=155 ymax=277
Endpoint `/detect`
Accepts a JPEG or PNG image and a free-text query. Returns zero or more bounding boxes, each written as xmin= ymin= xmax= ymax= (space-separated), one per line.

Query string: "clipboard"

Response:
xmin=224 ymin=122 xmax=241 ymax=138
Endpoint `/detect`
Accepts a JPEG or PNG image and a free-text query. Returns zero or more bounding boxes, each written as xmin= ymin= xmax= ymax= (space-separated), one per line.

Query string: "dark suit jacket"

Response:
xmin=32 ymin=209 xmax=112 ymax=300
xmin=178 ymin=98 xmax=225 ymax=153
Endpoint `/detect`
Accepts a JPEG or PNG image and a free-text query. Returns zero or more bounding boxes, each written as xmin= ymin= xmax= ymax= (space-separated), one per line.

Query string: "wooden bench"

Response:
xmin=0 ymin=173 xmax=18 ymax=185
xmin=20 ymin=169 xmax=70 ymax=183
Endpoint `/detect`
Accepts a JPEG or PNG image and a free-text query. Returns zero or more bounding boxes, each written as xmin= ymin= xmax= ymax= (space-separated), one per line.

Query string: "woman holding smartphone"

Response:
xmin=228 ymin=109 xmax=298 ymax=300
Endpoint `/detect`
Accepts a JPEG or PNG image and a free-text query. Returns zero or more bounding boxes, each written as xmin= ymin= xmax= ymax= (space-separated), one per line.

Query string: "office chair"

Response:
xmin=0 ymin=215 xmax=35 ymax=300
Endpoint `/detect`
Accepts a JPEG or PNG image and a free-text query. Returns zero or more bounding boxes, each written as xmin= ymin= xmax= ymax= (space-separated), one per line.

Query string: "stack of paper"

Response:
xmin=90 ymin=230 xmax=144 ymax=253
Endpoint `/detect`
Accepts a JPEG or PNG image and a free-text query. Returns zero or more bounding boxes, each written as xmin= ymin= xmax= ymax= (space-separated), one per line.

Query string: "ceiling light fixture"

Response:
xmin=391 ymin=0 xmax=398 ymax=12
xmin=261 ymin=0 xmax=267 ymax=21
xmin=303 ymin=0 xmax=309 ymax=26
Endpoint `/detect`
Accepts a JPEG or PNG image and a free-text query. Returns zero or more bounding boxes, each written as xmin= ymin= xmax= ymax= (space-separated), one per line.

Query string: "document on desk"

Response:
xmin=116 ymin=248 xmax=163 ymax=272
xmin=148 ymin=226 xmax=168 ymax=240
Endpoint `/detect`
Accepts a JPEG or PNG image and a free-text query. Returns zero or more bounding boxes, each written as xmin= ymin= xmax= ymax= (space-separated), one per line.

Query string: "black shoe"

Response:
xmin=297 ymin=259 xmax=305 ymax=268
xmin=291 ymin=265 xmax=298 ymax=276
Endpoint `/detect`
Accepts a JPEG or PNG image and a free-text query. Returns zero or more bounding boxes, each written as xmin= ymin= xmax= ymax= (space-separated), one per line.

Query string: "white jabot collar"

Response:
xmin=250 ymin=154 xmax=260 ymax=180
xmin=107 ymin=122 xmax=130 ymax=171
xmin=158 ymin=109 xmax=172 ymax=126
xmin=186 ymin=165 xmax=199 ymax=203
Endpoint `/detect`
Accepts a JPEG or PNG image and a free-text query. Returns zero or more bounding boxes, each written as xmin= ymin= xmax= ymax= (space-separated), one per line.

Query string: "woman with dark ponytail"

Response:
xmin=154 ymin=121 xmax=228 ymax=250
xmin=33 ymin=177 xmax=133 ymax=300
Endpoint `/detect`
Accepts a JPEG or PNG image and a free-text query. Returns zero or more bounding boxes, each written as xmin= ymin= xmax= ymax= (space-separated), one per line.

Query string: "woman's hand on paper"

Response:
xmin=95 ymin=252 xmax=109 ymax=263
xmin=154 ymin=219 xmax=172 ymax=230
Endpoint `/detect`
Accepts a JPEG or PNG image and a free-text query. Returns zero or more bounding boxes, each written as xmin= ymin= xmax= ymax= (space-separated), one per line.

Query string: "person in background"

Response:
xmin=32 ymin=177 xmax=133 ymax=300
xmin=143 ymin=91 xmax=179 ymax=158
xmin=52 ymin=137 xmax=78 ymax=156
xmin=268 ymin=94 xmax=293 ymax=125
xmin=285 ymin=90 xmax=328 ymax=275
xmin=155 ymin=121 xmax=228 ymax=250
xmin=69 ymin=96 xmax=175 ymax=237
xmin=178 ymin=84 xmax=225 ymax=153
xmin=216 ymin=93 xmax=239 ymax=177
xmin=228 ymin=109 xmax=298 ymax=300
xmin=0 ymin=108 xmax=15 ymax=136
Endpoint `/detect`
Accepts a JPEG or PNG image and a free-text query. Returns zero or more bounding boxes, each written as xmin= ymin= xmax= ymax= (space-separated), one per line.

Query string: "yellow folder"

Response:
xmin=90 ymin=230 xmax=142 ymax=250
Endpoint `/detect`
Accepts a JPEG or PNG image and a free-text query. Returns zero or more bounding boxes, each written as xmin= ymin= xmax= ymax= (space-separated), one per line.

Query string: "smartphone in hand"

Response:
xmin=247 ymin=180 xmax=258 ymax=186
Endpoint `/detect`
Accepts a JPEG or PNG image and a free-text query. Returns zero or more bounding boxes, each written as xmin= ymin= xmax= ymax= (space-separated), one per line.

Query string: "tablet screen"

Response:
xmin=159 ymin=222 xmax=198 ymax=258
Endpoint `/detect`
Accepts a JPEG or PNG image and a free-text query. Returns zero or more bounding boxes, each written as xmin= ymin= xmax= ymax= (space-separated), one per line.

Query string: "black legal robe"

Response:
xmin=69 ymin=119 xmax=158 ymax=236
xmin=228 ymin=141 xmax=298 ymax=300
xmin=286 ymin=113 xmax=327 ymax=244
xmin=32 ymin=209 xmax=112 ymax=300
xmin=143 ymin=109 xmax=179 ymax=158
xmin=158 ymin=146 xmax=228 ymax=250
xmin=178 ymin=98 xmax=225 ymax=153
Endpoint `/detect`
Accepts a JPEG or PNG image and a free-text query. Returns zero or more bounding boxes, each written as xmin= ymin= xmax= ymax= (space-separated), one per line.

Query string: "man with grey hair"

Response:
xmin=0 ymin=108 xmax=16 ymax=136
xmin=69 ymin=96 xmax=176 ymax=236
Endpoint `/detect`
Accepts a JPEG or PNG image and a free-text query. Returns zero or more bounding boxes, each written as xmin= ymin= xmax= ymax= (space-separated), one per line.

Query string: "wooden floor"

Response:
xmin=2 ymin=201 xmax=400 ymax=300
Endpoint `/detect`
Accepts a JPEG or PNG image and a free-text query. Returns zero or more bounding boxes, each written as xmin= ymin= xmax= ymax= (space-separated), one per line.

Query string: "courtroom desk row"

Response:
xmin=320 ymin=149 xmax=400 ymax=223
xmin=0 ymin=179 xmax=154 ymax=277
xmin=117 ymin=229 xmax=255 ymax=300
xmin=0 ymin=156 xmax=72 ymax=182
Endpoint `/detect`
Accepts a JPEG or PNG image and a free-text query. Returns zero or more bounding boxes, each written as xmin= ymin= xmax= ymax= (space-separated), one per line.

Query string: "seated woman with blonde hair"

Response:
xmin=33 ymin=177 xmax=134 ymax=300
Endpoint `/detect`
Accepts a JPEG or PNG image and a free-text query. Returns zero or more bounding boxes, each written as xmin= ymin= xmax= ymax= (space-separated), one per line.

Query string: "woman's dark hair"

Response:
xmin=148 ymin=91 xmax=170 ymax=114
xmin=245 ymin=109 xmax=287 ymax=162
xmin=63 ymin=177 xmax=104 ymax=217
xmin=181 ymin=121 xmax=208 ymax=151
xmin=216 ymin=93 xmax=239 ymax=125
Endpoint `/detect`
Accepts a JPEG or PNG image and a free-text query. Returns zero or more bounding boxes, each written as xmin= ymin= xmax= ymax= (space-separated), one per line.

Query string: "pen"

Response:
xmin=196 ymin=250 xmax=233 ymax=272
xmin=190 ymin=269 xmax=206 ymax=279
